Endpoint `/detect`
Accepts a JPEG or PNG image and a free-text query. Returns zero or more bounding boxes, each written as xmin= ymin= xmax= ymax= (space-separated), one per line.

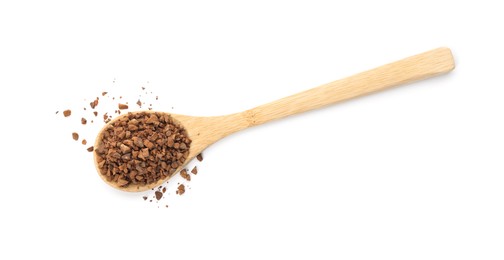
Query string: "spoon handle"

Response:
xmin=244 ymin=47 xmax=455 ymax=126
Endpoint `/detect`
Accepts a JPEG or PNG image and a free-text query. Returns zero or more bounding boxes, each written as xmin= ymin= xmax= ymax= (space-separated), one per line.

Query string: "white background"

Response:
xmin=1 ymin=1 xmax=503 ymax=259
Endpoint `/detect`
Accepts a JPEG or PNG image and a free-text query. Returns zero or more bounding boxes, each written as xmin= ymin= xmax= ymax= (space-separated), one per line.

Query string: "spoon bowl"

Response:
xmin=94 ymin=111 xmax=248 ymax=191
xmin=94 ymin=47 xmax=455 ymax=191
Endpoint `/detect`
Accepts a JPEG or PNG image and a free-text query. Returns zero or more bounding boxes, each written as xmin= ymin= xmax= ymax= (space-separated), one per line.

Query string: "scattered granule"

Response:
xmin=93 ymin=111 xmax=98 ymax=117
xmin=191 ymin=166 xmax=198 ymax=175
xmin=165 ymin=205 xmax=168 ymax=208
xmin=162 ymin=187 xmax=166 ymax=193
xmin=82 ymin=139 xmax=87 ymax=145
xmin=84 ymin=107 xmax=86 ymax=110
xmin=136 ymin=100 xmax=142 ymax=107
xmin=102 ymin=92 xmax=108 ymax=96
xmin=118 ymin=103 xmax=128 ymax=110
xmin=56 ymin=111 xmax=59 ymax=114
xmin=81 ymin=118 xmax=87 ymax=125
xmin=156 ymin=96 xmax=158 ymax=100
xmin=103 ymin=113 xmax=108 ymax=121
xmin=180 ymin=169 xmax=191 ymax=181
xmin=196 ymin=153 xmax=203 ymax=162
xmin=94 ymin=112 xmax=191 ymax=188
xmin=155 ymin=191 xmax=163 ymax=200
xmin=87 ymin=146 xmax=94 ymax=152
xmin=63 ymin=110 xmax=71 ymax=117
xmin=72 ymin=132 xmax=79 ymax=141
xmin=90 ymin=98 xmax=99 ymax=109
xmin=142 ymin=87 xmax=145 ymax=90
xmin=143 ymin=196 xmax=148 ymax=200
xmin=176 ymin=184 xmax=185 ymax=195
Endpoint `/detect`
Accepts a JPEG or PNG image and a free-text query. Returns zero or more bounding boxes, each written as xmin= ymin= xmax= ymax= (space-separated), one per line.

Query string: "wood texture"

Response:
xmin=95 ymin=47 xmax=455 ymax=191
xmin=245 ymin=47 xmax=455 ymax=126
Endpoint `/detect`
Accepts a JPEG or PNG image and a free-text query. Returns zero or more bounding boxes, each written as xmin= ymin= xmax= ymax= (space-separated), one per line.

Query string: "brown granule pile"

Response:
xmin=94 ymin=111 xmax=192 ymax=188
xmin=59 ymin=84 xmax=204 ymax=207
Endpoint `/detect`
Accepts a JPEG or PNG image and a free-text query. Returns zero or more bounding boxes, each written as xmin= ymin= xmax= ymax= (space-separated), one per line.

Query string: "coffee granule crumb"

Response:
xmin=180 ymin=169 xmax=191 ymax=181
xmin=196 ymin=153 xmax=203 ymax=162
xmin=191 ymin=166 xmax=198 ymax=175
xmin=93 ymin=111 xmax=98 ymax=117
xmin=143 ymin=196 xmax=148 ymax=200
xmin=63 ymin=110 xmax=71 ymax=117
xmin=90 ymin=98 xmax=99 ymax=109
xmin=81 ymin=118 xmax=87 ymax=125
xmin=176 ymin=184 xmax=185 ymax=195
xmin=95 ymin=112 xmax=192 ymax=188
xmin=72 ymin=132 xmax=79 ymax=141
xmin=82 ymin=139 xmax=87 ymax=145
xmin=102 ymin=92 xmax=108 ymax=96
xmin=118 ymin=103 xmax=128 ymax=110
xmin=155 ymin=191 xmax=163 ymax=200
xmin=87 ymin=146 xmax=94 ymax=152
xmin=56 ymin=111 xmax=59 ymax=114
xmin=136 ymin=100 xmax=142 ymax=107
xmin=162 ymin=187 xmax=166 ymax=193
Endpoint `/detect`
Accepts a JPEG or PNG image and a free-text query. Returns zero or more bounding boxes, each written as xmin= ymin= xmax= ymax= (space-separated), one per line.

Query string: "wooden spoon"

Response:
xmin=95 ymin=47 xmax=455 ymax=191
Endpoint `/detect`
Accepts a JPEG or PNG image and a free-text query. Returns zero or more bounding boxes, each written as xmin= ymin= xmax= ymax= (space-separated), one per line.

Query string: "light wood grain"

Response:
xmin=95 ymin=47 xmax=455 ymax=191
